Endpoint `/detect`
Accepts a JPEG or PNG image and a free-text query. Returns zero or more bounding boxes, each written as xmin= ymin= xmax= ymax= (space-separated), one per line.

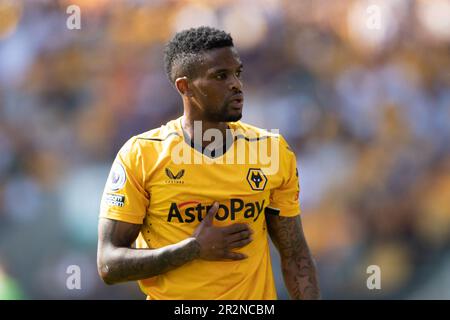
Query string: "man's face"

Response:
xmin=189 ymin=46 xmax=244 ymax=122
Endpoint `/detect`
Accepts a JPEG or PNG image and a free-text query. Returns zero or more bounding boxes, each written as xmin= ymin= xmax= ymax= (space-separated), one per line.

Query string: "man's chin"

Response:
xmin=225 ymin=112 xmax=242 ymax=122
xmin=206 ymin=109 xmax=242 ymax=122
xmin=223 ymin=107 xmax=243 ymax=122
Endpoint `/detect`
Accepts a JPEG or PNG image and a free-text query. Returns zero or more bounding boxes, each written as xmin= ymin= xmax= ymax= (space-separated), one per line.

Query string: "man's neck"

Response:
xmin=181 ymin=114 xmax=228 ymax=148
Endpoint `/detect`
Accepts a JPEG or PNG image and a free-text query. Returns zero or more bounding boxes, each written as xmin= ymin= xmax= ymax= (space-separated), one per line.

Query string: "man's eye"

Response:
xmin=236 ymin=71 xmax=242 ymax=78
xmin=216 ymin=73 xmax=226 ymax=80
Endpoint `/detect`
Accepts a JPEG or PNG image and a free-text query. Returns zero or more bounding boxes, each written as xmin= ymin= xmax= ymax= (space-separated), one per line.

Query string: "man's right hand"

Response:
xmin=192 ymin=201 xmax=253 ymax=261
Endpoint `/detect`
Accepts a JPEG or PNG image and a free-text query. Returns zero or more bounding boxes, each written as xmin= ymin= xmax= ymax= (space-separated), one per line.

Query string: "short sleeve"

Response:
xmin=267 ymin=135 xmax=301 ymax=217
xmin=99 ymin=138 xmax=149 ymax=224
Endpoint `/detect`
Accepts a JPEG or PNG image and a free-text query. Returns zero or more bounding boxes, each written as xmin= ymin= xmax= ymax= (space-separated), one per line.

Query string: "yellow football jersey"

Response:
xmin=99 ymin=116 xmax=301 ymax=300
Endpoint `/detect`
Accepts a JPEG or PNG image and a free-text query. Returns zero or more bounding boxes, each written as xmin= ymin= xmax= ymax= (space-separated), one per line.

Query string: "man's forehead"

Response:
xmin=201 ymin=47 xmax=242 ymax=71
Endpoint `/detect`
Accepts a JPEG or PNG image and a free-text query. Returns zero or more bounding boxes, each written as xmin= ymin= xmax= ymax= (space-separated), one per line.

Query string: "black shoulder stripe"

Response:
xmin=265 ymin=207 xmax=281 ymax=216
xmin=137 ymin=132 xmax=181 ymax=141
xmin=234 ymin=135 xmax=278 ymax=142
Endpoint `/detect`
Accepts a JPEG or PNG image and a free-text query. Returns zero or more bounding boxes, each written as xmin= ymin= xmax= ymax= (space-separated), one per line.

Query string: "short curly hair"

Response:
xmin=164 ymin=26 xmax=234 ymax=84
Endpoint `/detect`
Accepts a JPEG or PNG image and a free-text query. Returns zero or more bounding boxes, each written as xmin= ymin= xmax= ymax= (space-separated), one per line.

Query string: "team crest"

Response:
xmin=246 ymin=168 xmax=267 ymax=191
xmin=108 ymin=161 xmax=126 ymax=191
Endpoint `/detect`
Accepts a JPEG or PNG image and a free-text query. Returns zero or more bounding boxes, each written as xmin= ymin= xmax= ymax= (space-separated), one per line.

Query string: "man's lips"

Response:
xmin=228 ymin=94 xmax=244 ymax=107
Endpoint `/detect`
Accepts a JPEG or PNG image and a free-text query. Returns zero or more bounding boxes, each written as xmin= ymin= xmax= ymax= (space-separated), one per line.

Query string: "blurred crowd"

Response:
xmin=0 ymin=0 xmax=449 ymax=299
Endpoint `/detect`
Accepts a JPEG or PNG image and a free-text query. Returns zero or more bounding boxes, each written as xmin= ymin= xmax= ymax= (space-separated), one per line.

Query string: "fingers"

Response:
xmin=203 ymin=201 xmax=219 ymax=226
xmin=226 ymin=229 xmax=253 ymax=244
xmin=223 ymin=251 xmax=248 ymax=260
xmin=227 ymin=238 xmax=252 ymax=249
xmin=222 ymin=223 xmax=251 ymax=235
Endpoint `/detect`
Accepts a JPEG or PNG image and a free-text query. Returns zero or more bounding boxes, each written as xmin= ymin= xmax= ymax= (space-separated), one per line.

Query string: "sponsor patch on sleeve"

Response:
xmin=108 ymin=161 xmax=127 ymax=191
xmin=104 ymin=193 xmax=125 ymax=208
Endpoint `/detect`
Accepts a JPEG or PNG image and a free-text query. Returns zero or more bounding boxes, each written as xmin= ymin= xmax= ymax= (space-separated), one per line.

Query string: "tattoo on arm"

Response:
xmin=97 ymin=218 xmax=200 ymax=284
xmin=265 ymin=214 xmax=321 ymax=300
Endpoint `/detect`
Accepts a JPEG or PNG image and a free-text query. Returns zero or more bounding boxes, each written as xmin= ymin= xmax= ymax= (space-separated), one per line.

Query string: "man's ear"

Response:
xmin=175 ymin=77 xmax=193 ymax=97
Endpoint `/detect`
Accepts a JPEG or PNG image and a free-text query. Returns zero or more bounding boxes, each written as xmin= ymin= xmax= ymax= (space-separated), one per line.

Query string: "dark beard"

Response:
xmin=204 ymin=102 xmax=242 ymax=122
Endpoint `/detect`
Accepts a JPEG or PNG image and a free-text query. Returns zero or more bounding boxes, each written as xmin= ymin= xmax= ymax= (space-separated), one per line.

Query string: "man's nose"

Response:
xmin=229 ymin=74 xmax=243 ymax=91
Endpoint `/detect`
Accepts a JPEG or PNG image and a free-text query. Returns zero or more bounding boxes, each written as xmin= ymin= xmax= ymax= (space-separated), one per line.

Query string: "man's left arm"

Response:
xmin=265 ymin=213 xmax=321 ymax=300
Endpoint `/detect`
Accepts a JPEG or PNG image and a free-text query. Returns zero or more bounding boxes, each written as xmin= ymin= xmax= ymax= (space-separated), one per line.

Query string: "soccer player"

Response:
xmin=97 ymin=26 xmax=320 ymax=300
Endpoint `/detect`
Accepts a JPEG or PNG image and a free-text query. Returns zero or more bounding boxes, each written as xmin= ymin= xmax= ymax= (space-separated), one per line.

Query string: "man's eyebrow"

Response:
xmin=209 ymin=64 xmax=244 ymax=73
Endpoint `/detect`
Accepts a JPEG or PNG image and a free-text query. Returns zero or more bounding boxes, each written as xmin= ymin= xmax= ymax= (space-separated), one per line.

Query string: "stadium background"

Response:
xmin=0 ymin=0 xmax=449 ymax=299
